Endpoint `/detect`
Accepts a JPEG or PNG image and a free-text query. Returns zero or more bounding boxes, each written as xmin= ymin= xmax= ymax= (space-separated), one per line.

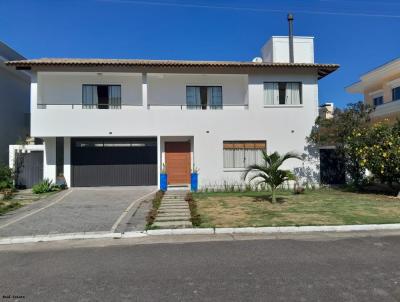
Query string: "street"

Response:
xmin=1 ymin=233 xmax=400 ymax=301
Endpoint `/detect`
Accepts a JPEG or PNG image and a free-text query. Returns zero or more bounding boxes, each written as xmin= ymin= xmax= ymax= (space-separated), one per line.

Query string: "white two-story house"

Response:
xmin=6 ymin=36 xmax=338 ymax=189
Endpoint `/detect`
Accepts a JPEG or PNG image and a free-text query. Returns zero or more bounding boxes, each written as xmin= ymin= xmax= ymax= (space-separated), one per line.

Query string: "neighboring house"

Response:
xmin=0 ymin=42 xmax=30 ymax=165
xmin=319 ymin=102 xmax=334 ymax=119
xmin=347 ymin=58 xmax=400 ymax=124
xmin=6 ymin=36 xmax=338 ymax=189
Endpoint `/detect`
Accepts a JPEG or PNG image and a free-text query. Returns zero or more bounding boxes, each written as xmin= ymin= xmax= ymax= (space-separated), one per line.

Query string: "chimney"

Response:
xmin=287 ymin=13 xmax=294 ymax=63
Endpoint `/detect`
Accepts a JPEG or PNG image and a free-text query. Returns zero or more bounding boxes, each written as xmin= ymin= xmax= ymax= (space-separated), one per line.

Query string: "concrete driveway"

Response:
xmin=0 ymin=187 xmax=156 ymax=238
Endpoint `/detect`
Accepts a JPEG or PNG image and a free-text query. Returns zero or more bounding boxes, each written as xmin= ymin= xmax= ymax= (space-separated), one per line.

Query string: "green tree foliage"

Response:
xmin=242 ymin=151 xmax=302 ymax=203
xmin=308 ymin=102 xmax=372 ymax=186
xmin=346 ymin=121 xmax=400 ymax=185
xmin=0 ymin=165 xmax=14 ymax=191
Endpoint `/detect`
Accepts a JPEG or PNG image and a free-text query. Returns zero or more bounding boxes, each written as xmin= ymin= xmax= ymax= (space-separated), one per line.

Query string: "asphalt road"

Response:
xmin=1 ymin=234 xmax=400 ymax=302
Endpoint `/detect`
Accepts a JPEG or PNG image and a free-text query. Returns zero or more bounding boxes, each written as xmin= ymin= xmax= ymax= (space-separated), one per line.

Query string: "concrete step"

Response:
xmin=153 ymin=221 xmax=192 ymax=229
xmin=155 ymin=216 xmax=191 ymax=222
xmin=157 ymin=213 xmax=189 ymax=218
xmin=159 ymin=206 xmax=189 ymax=210
xmin=159 ymin=210 xmax=189 ymax=214
xmin=158 ymin=211 xmax=191 ymax=216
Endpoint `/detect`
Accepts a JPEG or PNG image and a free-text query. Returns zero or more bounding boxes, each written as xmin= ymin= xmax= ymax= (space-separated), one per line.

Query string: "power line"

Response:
xmin=97 ymin=0 xmax=400 ymax=18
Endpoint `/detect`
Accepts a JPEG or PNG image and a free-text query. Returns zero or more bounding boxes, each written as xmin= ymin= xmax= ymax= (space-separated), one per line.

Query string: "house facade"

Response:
xmin=0 ymin=42 xmax=30 ymax=165
xmin=347 ymin=58 xmax=400 ymax=124
xmin=6 ymin=36 xmax=338 ymax=189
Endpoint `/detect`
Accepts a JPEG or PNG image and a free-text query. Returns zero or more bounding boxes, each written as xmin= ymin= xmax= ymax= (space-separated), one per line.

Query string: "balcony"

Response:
xmin=371 ymin=100 xmax=400 ymax=119
xmin=36 ymin=103 xmax=248 ymax=110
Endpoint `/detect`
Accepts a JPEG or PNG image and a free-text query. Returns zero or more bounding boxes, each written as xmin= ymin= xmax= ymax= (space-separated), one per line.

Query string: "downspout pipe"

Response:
xmin=288 ymin=13 xmax=294 ymax=63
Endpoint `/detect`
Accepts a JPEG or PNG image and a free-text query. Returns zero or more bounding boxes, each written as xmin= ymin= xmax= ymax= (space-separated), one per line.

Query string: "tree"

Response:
xmin=307 ymin=102 xmax=373 ymax=186
xmin=242 ymin=151 xmax=302 ymax=203
xmin=347 ymin=121 xmax=400 ymax=186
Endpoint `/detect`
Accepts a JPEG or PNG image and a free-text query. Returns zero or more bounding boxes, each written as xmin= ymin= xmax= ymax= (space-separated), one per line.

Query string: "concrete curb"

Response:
xmin=146 ymin=228 xmax=215 ymax=235
xmin=2 ymin=224 xmax=400 ymax=245
xmin=0 ymin=232 xmax=121 ymax=245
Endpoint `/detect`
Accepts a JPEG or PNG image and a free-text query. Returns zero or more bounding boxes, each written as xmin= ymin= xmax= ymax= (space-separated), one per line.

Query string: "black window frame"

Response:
xmin=392 ymin=86 xmax=400 ymax=102
xmin=264 ymin=82 xmax=303 ymax=105
xmin=373 ymin=95 xmax=384 ymax=107
xmin=82 ymin=84 xmax=122 ymax=109
xmin=186 ymin=85 xmax=223 ymax=110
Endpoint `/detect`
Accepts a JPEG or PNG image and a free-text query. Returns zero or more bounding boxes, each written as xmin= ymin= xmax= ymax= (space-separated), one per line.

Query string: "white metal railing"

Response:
xmin=146 ymin=104 xmax=249 ymax=110
xmin=371 ymin=100 xmax=400 ymax=117
xmin=37 ymin=103 xmax=249 ymax=110
xmin=36 ymin=104 xmax=141 ymax=109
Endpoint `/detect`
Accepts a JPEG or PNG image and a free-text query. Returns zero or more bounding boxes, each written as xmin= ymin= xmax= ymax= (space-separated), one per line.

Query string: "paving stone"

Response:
xmin=153 ymin=221 xmax=192 ymax=228
xmin=155 ymin=216 xmax=192 ymax=222
xmin=153 ymin=190 xmax=192 ymax=229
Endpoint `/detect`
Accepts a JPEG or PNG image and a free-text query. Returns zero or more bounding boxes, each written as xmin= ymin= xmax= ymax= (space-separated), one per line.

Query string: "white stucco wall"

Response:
xmin=262 ymin=36 xmax=315 ymax=64
xmin=148 ymin=73 xmax=248 ymax=106
xmin=32 ymin=70 xmax=320 ymax=187
xmin=38 ymin=72 xmax=143 ymax=106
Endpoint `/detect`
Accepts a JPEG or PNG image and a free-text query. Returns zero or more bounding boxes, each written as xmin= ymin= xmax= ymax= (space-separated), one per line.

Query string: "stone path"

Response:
xmin=153 ymin=190 xmax=192 ymax=229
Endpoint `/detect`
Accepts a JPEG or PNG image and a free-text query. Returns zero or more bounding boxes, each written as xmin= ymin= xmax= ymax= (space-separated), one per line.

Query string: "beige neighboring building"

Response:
xmin=347 ymin=58 xmax=400 ymax=124
xmin=319 ymin=102 xmax=334 ymax=119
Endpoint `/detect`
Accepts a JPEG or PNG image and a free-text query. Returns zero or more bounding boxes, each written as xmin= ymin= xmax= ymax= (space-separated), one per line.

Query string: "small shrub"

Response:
xmin=0 ymin=165 xmax=13 ymax=191
xmin=0 ymin=201 xmax=21 ymax=215
xmin=32 ymin=179 xmax=58 ymax=194
xmin=186 ymin=192 xmax=201 ymax=227
xmin=2 ymin=189 xmax=13 ymax=200
xmin=184 ymin=192 xmax=193 ymax=202
xmin=293 ymin=183 xmax=305 ymax=195
xmin=146 ymin=190 xmax=164 ymax=226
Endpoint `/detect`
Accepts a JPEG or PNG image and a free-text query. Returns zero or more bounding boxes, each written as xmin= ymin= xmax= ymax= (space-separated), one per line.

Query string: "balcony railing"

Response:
xmin=37 ymin=104 xmax=141 ymax=109
xmin=146 ymin=104 xmax=249 ymax=110
xmin=36 ymin=103 xmax=249 ymax=110
xmin=371 ymin=99 xmax=400 ymax=117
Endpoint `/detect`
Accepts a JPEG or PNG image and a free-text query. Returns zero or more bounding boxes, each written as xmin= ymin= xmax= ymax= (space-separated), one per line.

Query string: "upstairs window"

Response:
xmin=373 ymin=96 xmax=384 ymax=107
xmin=264 ymin=82 xmax=302 ymax=105
xmin=223 ymin=141 xmax=266 ymax=169
xmin=186 ymin=86 xmax=222 ymax=109
xmin=392 ymin=87 xmax=400 ymax=102
xmin=82 ymin=85 xmax=121 ymax=109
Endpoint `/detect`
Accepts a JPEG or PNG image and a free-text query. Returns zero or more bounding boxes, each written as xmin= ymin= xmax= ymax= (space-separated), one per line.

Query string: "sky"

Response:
xmin=1 ymin=0 xmax=399 ymax=108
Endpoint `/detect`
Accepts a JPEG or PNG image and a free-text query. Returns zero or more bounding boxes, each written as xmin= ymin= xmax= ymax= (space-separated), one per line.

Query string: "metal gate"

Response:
xmin=15 ymin=151 xmax=44 ymax=188
xmin=71 ymin=138 xmax=157 ymax=187
xmin=320 ymin=148 xmax=346 ymax=185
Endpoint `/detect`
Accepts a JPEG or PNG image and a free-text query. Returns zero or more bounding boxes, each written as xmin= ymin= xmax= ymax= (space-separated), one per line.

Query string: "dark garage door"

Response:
xmin=71 ymin=138 xmax=157 ymax=187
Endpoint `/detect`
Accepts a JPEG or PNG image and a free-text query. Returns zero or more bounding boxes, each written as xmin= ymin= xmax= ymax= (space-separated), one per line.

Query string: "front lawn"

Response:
xmin=194 ymin=189 xmax=400 ymax=228
xmin=0 ymin=191 xmax=58 ymax=216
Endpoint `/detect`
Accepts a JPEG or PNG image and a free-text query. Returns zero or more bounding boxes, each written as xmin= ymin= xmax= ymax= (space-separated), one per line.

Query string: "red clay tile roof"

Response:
xmin=5 ymin=58 xmax=339 ymax=79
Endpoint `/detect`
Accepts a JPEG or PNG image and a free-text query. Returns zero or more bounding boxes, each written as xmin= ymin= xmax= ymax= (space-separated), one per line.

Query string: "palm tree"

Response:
xmin=242 ymin=151 xmax=302 ymax=203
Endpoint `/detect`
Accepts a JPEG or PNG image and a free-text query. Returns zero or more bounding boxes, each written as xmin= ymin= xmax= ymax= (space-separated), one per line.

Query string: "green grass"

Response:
xmin=194 ymin=189 xmax=400 ymax=228
xmin=0 ymin=190 xmax=59 ymax=216
xmin=0 ymin=201 xmax=22 ymax=215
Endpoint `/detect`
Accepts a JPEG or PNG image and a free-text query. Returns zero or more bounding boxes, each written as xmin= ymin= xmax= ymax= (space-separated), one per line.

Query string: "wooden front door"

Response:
xmin=165 ymin=142 xmax=191 ymax=184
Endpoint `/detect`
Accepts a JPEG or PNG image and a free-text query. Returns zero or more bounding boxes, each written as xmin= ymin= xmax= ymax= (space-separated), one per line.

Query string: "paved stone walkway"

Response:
xmin=153 ymin=190 xmax=192 ymax=229
xmin=0 ymin=187 xmax=156 ymax=237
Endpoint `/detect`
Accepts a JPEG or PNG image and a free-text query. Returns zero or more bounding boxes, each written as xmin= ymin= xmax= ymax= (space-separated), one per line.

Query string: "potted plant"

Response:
xmin=191 ymin=166 xmax=199 ymax=192
xmin=160 ymin=163 xmax=168 ymax=192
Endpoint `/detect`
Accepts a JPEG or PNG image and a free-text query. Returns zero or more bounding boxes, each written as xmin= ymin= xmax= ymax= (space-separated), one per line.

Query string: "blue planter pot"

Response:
xmin=160 ymin=174 xmax=168 ymax=191
xmin=191 ymin=173 xmax=198 ymax=192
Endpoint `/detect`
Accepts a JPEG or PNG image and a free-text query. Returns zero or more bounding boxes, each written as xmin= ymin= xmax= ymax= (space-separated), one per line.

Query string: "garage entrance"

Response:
xmin=71 ymin=138 xmax=157 ymax=187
